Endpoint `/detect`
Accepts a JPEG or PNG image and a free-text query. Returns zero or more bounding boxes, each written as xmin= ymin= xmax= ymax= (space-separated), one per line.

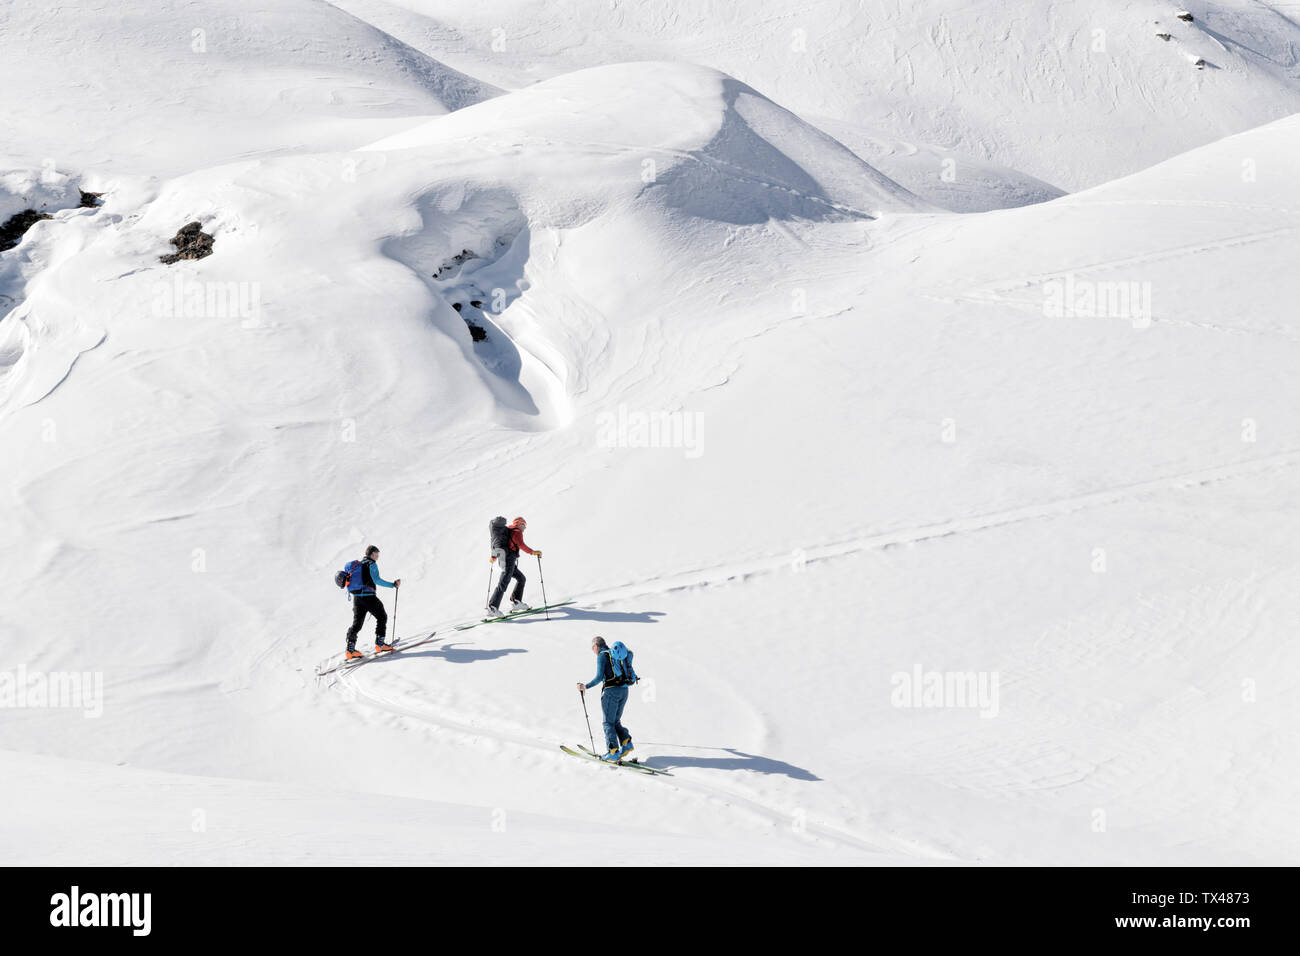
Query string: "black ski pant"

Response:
xmin=490 ymin=550 xmax=526 ymax=609
xmin=346 ymin=594 xmax=388 ymax=646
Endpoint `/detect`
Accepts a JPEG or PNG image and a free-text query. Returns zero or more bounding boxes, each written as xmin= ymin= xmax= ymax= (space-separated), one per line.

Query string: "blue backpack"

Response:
xmin=608 ymin=642 xmax=637 ymax=685
xmin=334 ymin=560 xmax=364 ymax=595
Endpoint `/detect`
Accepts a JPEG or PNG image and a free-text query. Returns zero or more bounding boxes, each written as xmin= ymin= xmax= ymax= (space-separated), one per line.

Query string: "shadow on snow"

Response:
xmin=641 ymin=746 xmax=821 ymax=781
xmin=536 ymin=607 xmax=666 ymax=625
xmin=371 ymin=640 xmax=529 ymax=664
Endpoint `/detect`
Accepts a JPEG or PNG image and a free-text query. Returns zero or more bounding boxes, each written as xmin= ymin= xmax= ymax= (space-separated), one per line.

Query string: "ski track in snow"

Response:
xmin=310 ymin=616 xmax=898 ymax=855
xmin=572 ymin=449 xmax=1300 ymax=605
xmin=333 ymin=653 xmax=951 ymax=860
xmin=944 ymin=223 xmax=1299 ymax=312
xmin=10 ymin=6 xmax=1300 ymax=864
xmin=316 ymin=447 xmax=1299 ymax=860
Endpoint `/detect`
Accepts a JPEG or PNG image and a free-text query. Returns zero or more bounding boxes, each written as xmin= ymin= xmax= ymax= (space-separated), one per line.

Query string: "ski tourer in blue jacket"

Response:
xmin=344 ymin=545 xmax=400 ymax=658
xmin=578 ymin=636 xmax=637 ymax=758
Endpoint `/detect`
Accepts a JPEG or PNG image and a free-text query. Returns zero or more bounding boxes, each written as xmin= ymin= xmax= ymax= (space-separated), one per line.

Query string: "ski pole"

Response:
xmin=579 ymin=687 xmax=596 ymax=754
xmin=391 ymin=584 xmax=399 ymax=644
xmin=538 ymin=554 xmax=549 ymax=620
xmin=485 ymin=561 xmax=493 ymax=609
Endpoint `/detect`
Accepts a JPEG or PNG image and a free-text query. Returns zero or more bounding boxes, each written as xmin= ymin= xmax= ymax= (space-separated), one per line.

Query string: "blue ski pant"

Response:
xmin=601 ymin=685 xmax=630 ymax=751
xmin=490 ymin=550 xmax=526 ymax=608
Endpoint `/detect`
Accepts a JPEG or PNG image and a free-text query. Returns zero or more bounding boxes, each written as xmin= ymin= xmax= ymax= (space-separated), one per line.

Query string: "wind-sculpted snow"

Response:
xmin=645 ymin=76 xmax=931 ymax=223
xmin=2 ymin=7 xmax=1299 ymax=864
xmin=340 ymin=0 xmax=1300 ymax=195
xmin=0 ymin=0 xmax=500 ymax=178
xmin=364 ymin=62 xmax=928 ymax=220
xmin=0 ymin=168 xmax=110 ymax=413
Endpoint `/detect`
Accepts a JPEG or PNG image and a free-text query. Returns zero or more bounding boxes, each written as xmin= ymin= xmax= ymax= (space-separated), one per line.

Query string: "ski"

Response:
xmin=453 ymin=601 xmax=575 ymax=631
xmin=560 ymin=744 xmax=668 ymax=775
xmin=316 ymin=600 xmax=570 ymax=677
xmin=317 ymin=599 xmax=572 ymax=677
xmin=575 ymin=744 xmax=667 ymax=774
xmin=314 ymin=632 xmax=438 ymax=677
xmin=316 ymin=651 xmax=380 ymax=678
xmin=560 ymin=744 xmax=656 ymax=774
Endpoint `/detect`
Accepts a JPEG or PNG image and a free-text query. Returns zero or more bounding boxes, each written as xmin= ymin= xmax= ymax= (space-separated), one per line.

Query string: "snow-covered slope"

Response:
xmin=363 ymin=62 xmax=931 ymax=220
xmin=0 ymin=0 xmax=499 ymax=178
xmin=331 ymin=0 xmax=1300 ymax=193
xmin=2 ymin=1 xmax=1298 ymax=865
xmin=2 ymin=750 xmax=876 ymax=865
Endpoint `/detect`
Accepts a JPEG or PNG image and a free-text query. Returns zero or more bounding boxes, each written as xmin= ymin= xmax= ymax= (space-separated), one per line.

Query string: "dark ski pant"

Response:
xmin=600 ymin=685 xmax=630 ymax=752
xmin=490 ymin=550 xmax=526 ymax=609
xmin=346 ymin=594 xmax=387 ymax=646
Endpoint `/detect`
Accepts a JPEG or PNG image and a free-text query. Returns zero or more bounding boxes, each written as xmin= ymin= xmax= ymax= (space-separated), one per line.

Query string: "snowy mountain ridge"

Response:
xmin=1 ymin=0 xmax=1298 ymax=865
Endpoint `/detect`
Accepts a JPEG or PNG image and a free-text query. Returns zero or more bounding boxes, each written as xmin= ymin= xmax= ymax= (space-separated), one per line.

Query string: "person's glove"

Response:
xmin=576 ymin=682 xmax=585 ymax=693
xmin=535 ymin=550 xmax=543 ymax=558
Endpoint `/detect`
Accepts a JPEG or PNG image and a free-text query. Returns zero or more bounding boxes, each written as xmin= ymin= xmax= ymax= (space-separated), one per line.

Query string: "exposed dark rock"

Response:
xmin=79 ymin=190 xmax=103 ymax=208
xmin=449 ymin=301 xmax=486 ymax=341
xmin=434 ymin=248 xmax=478 ymax=279
xmin=160 ymin=220 xmax=214 ymax=263
xmin=0 ymin=209 xmax=52 ymax=252
xmin=1176 ymin=11 xmax=1194 ymax=22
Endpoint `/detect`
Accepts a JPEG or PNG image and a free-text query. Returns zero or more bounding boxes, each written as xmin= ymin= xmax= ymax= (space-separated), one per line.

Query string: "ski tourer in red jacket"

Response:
xmin=488 ymin=517 xmax=542 ymax=614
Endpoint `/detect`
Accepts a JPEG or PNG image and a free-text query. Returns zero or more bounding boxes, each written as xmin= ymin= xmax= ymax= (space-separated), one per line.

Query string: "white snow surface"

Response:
xmin=1 ymin=1 xmax=1298 ymax=865
xmin=326 ymin=0 xmax=1300 ymax=193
